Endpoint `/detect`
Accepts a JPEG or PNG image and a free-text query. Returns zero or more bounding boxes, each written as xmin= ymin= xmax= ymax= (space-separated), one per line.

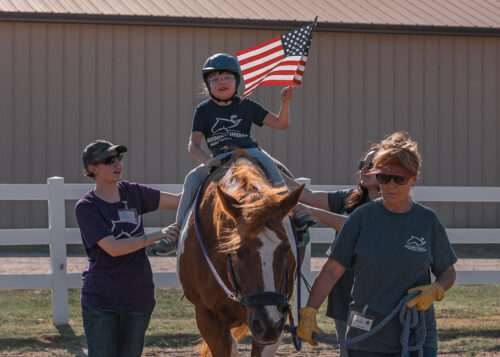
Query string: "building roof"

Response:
xmin=1 ymin=0 xmax=500 ymax=34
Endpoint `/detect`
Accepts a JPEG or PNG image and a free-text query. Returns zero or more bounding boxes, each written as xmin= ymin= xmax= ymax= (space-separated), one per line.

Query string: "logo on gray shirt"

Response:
xmin=404 ymin=235 xmax=427 ymax=252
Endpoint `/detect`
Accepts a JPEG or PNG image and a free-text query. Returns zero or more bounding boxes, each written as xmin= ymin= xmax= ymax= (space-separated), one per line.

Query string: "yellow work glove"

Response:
xmin=296 ymin=307 xmax=320 ymax=346
xmin=406 ymin=282 xmax=445 ymax=311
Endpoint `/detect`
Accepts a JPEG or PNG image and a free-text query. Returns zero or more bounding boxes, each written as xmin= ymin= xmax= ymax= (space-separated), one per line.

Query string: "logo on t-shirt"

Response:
xmin=207 ymin=115 xmax=251 ymax=148
xmin=404 ymin=235 xmax=427 ymax=252
xmin=211 ymin=115 xmax=242 ymax=134
xmin=111 ymin=214 xmax=142 ymax=239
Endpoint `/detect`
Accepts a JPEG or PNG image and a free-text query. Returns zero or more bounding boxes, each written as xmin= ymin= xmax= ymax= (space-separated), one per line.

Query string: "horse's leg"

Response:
xmin=250 ymin=333 xmax=284 ymax=357
xmin=196 ymin=304 xmax=238 ymax=357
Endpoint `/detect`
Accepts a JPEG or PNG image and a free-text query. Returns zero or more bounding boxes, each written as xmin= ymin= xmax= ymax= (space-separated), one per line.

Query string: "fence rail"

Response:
xmin=0 ymin=177 xmax=499 ymax=325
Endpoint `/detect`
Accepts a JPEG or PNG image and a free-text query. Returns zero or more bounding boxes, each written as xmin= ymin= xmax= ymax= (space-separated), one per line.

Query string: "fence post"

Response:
xmin=295 ymin=178 xmax=312 ymax=313
xmin=48 ymin=176 xmax=69 ymax=326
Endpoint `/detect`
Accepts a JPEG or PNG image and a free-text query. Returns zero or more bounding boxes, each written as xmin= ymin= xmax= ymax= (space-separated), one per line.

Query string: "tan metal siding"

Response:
xmin=0 ymin=22 xmax=499 ymax=229
xmin=2 ymin=0 xmax=500 ymax=29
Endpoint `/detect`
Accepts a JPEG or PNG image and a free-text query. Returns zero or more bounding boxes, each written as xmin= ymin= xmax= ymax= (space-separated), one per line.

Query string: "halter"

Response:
xmin=193 ymin=169 xmax=291 ymax=310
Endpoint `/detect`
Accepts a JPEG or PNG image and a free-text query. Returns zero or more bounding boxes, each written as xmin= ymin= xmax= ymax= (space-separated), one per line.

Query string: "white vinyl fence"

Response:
xmin=1 ymin=177 xmax=499 ymax=326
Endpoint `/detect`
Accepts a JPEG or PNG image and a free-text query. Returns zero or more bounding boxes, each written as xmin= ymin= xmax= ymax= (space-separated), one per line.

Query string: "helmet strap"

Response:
xmin=209 ymin=89 xmax=238 ymax=105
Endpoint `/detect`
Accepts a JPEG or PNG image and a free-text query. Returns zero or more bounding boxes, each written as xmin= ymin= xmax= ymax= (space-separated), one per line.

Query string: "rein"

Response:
xmin=287 ymin=291 xmax=427 ymax=357
xmin=194 ymin=172 xmax=240 ymax=302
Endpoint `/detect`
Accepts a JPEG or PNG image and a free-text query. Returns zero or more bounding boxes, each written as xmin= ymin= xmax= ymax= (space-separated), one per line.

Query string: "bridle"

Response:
xmin=193 ymin=170 xmax=291 ymax=311
xmin=226 ymin=248 xmax=290 ymax=311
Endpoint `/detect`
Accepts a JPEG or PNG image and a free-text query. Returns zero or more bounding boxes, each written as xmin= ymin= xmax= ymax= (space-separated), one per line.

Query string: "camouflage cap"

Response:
xmin=82 ymin=139 xmax=127 ymax=172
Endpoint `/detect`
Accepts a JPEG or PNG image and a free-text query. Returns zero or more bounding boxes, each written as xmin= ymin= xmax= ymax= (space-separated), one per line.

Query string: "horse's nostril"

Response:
xmin=251 ymin=319 xmax=264 ymax=334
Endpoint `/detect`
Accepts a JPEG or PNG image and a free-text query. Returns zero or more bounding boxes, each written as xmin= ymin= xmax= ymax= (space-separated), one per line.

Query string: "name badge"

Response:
xmin=349 ymin=312 xmax=374 ymax=332
xmin=117 ymin=208 xmax=138 ymax=224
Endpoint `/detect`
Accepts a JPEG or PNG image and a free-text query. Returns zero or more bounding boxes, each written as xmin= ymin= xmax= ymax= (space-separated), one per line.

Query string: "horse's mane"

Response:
xmin=214 ymin=150 xmax=289 ymax=253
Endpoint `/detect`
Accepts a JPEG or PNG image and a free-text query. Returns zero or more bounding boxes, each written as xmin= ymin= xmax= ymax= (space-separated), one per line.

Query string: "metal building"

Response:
xmin=0 ymin=0 xmax=499 ymax=228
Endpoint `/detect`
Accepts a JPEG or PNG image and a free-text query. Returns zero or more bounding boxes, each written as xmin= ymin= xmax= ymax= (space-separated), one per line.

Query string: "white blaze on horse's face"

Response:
xmin=258 ymin=228 xmax=285 ymax=324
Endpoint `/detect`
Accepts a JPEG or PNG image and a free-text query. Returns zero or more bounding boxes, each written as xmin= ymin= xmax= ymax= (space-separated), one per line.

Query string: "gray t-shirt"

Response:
xmin=325 ymin=189 xmax=354 ymax=321
xmin=329 ymin=198 xmax=457 ymax=352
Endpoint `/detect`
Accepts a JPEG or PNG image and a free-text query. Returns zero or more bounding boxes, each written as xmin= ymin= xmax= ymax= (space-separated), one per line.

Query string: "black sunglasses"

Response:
xmin=376 ymin=174 xmax=410 ymax=185
xmin=95 ymin=153 xmax=123 ymax=166
xmin=357 ymin=160 xmax=374 ymax=171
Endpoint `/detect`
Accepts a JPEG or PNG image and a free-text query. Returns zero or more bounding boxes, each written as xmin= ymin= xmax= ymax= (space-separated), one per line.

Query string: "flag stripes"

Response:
xmin=236 ymin=23 xmax=315 ymax=99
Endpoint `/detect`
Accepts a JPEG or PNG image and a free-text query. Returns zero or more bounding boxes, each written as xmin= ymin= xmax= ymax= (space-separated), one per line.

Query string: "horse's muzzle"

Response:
xmin=247 ymin=307 xmax=287 ymax=345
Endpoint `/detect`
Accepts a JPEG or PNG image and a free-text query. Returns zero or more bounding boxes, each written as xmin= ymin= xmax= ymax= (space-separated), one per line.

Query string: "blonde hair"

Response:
xmin=373 ymin=132 xmax=421 ymax=176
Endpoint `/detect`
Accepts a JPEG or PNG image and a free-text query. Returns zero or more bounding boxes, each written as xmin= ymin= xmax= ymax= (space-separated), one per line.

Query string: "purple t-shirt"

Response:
xmin=74 ymin=181 xmax=160 ymax=310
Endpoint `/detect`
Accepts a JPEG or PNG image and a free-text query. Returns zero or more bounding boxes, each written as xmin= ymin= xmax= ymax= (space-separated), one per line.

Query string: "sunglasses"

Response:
xmin=357 ymin=161 xmax=374 ymax=170
xmin=95 ymin=153 xmax=123 ymax=166
xmin=376 ymin=174 xmax=410 ymax=185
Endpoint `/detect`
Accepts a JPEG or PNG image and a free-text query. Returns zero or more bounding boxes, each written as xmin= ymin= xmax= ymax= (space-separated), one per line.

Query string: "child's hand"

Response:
xmin=205 ymin=158 xmax=222 ymax=168
xmin=281 ymin=86 xmax=294 ymax=102
xmin=294 ymin=203 xmax=312 ymax=216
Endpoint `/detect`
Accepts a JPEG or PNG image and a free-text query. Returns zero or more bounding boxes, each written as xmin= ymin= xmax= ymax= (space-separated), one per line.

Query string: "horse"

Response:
xmin=178 ymin=149 xmax=304 ymax=357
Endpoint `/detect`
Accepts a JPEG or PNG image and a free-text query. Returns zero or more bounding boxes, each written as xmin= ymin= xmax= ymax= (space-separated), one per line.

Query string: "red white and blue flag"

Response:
xmin=236 ymin=22 xmax=316 ymax=99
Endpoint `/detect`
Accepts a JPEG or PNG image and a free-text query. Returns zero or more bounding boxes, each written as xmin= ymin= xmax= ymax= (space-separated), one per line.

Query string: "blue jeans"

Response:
xmin=82 ymin=305 xmax=154 ymax=357
xmin=176 ymin=148 xmax=286 ymax=225
xmin=348 ymin=347 xmax=437 ymax=357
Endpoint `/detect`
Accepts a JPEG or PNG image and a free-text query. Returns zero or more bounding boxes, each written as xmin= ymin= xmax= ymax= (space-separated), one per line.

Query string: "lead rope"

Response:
xmin=287 ymin=290 xmax=426 ymax=357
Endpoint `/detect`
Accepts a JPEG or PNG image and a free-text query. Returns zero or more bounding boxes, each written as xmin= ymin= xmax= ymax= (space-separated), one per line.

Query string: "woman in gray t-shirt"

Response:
xmin=297 ymin=132 xmax=457 ymax=357
xmin=285 ymin=147 xmax=380 ymax=357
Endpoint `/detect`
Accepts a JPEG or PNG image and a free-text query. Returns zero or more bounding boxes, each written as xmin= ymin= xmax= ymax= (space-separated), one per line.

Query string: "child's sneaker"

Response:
xmin=151 ymin=237 xmax=177 ymax=256
xmin=293 ymin=213 xmax=317 ymax=232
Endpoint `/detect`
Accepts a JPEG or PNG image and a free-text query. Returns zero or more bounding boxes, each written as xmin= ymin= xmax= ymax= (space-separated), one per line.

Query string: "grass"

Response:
xmin=0 ymin=285 xmax=499 ymax=356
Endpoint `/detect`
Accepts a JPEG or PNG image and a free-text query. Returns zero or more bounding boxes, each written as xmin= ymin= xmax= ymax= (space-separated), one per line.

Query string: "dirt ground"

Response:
xmin=0 ymin=256 xmax=499 ymax=274
xmin=1 ymin=257 xmax=499 ymax=356
xmin=3 ymin=347 xmax=498 ymax=357
xmin=2 ymin=346 xmax=498 ymax=356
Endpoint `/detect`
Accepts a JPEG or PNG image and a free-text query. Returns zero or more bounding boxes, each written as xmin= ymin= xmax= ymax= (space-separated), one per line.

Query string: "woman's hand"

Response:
xmin=205 ymin=157 xmax=222 ymax=168
xmin=296 ymin=307 xmax=320 ymax=346
xmin=281 ymin=85 xmax=294 ymax=102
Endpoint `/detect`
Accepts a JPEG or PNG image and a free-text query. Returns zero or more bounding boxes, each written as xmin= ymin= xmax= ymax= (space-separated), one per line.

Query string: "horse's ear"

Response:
xmin=216 ymin=185 xmax=242 ymax=219
xmin=277 ymin=184 xmax=304 ymax=218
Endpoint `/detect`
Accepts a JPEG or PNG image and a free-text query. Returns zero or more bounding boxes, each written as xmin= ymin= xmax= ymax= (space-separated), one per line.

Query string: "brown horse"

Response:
xmin=178 ymin=150 xmax=304 ymax=357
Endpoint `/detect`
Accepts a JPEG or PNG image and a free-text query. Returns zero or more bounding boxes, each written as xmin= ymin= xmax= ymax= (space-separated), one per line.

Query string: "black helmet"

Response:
xmin=202 ymin=53 xmax=241 ymax=101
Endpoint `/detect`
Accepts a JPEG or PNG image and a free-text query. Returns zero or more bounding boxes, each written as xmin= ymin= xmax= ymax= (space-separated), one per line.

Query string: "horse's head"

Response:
xmin=215 ymin=159 xmax=304 ymax=345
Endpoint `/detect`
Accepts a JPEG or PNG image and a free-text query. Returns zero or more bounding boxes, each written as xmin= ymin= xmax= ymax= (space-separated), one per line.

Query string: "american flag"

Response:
xmin=236 ymin=22 xmax=316 ymax=99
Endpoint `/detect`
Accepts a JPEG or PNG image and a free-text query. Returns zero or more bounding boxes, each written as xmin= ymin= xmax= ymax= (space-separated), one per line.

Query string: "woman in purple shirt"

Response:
xmin=75 ymin=139 xmax=180 ymax=357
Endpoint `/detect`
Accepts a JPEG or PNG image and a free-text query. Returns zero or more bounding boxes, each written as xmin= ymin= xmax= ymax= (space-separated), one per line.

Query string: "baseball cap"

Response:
xmin=371 ymin=157 xmax=418 ymax=177
xmin=82 ymin=139 xmax=127 ymax=172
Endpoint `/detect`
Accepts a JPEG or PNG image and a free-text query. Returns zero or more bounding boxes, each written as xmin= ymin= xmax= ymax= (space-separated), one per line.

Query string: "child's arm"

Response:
xmin=188 ymin=131 xmax=221 ymax=167
xmin=262 ymin=86 xmax=294 ymax=130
